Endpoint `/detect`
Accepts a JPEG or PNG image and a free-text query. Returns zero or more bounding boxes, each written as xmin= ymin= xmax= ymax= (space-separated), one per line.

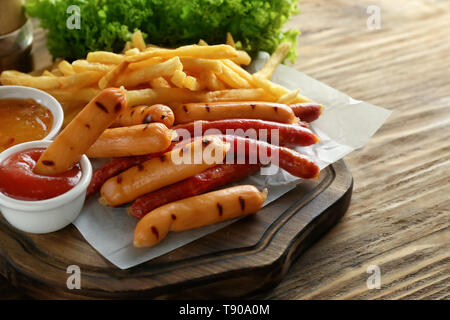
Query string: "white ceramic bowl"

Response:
xmin=0 ymin=140 xmax=92 ymax=234
xmin=0 ymin=85 xmax=63 ymax=141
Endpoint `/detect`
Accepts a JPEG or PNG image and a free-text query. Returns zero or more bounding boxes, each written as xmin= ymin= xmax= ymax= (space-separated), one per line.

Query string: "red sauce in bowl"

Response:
xmin=0 ymin=148 xmax=81 ymax=201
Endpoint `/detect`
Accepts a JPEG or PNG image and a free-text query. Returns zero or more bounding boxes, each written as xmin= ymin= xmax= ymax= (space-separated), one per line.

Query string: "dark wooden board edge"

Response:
xmin=152 ymin=161 xmax=353 ymax=299
xmin=0 ymin=160 xmax=352 ymax=299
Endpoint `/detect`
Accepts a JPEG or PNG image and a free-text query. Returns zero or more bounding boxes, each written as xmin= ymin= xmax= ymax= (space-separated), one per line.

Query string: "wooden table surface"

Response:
xmin=1 ymin=0 xmax=449 ymax=299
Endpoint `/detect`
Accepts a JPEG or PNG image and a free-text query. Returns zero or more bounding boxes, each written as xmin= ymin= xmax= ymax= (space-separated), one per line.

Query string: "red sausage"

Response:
xmin=174 ymin=119 xmax=319 ymax=147
xmin=87 ymin=155 xmax=154 ymax=198
xmin=220 ymin=135 xmax=320 ymax=179
xmin=289 ymin=103 xmax=323 ymax=123
xmin=128 ymin=163 xmax=262 ymax=219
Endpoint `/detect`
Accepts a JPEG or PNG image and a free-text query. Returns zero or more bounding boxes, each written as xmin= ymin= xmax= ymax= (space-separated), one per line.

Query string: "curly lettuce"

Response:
xmin=26 ymin=0 xmax=300 ymax=61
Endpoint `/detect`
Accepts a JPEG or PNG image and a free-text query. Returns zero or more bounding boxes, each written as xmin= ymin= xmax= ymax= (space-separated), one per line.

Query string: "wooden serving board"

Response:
xmin=0 ymin=159 xmax=352 ymax=299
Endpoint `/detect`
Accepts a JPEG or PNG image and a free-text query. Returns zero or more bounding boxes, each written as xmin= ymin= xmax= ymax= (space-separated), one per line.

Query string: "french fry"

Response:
xmin=170 ymin=70 xmax=187 ymax=88
xmin=126 ymin=44 xmax=239 ymax=63
xmin=277 ymin=89 xmax=301 ymax=104
xmin=98 ymin=61 xmax=130 ymax=89
xmin=34 ymin=88 xmax=127 ymax=175
xmin=112 ymin=104 xmax=175 ymax=128
xmin=116 ymin=57 xmax=182 ymax=88
xmin=128 ymin=57 xmax=164 ymax=70
xmin=231 ymin=51 xmax=252 ymax=66
xmin=42 ymin=70 xmax=56 ymax=77
xmin=126 ymin=88 xmax=268 ymax=106
xmin=127 ymin=87 xmax=231 ymax=106
xmin=221 ymin=59 xmax=254 ymax=83
xmin=193 ymin=36 xmax=250 ymax=67
xmin=122 ymin=41 xmax=133 ymax=52
xmin=146 ymin=44 xmax=161 ymax=49
xmin=253 ymin=74 xmax=311 ymax=103
xmin=50 ymin=68 xmax=64 ymax=77
xmin=169 ymin=70 xmax=203 ymax=91
xmin=226 ymin=32 xmax=236 ymax=48
xmin=124 ymin=48 xmax=141 ymax=56
xmin=205 ymin=88 xmax=271 ymax=102
xmin=48 ymin=59 xmax=63 ymax=71
xmin=86 ymin=123 xmax=174 ymax=158
xmin=180 ymin=57 xmax=222 ymax=74
xmin=1 ymin=71 xmax=60 ymax=89
xmin=254 ymin=42 xmax=291 ymax=79
xmin=126 ymin=88 xmax=183 ymax=106
xmin=183 ymin=75 xmax=203 ymax=91
xmin=198 ymin=71 xmax=227 ymax=91
xmin=150 ymin=76 xmax=171 ymax=88
xmin=252 ymin=74 xmax=289 ymax=97
xmin=236 ymin=51 xmax=252 ymax=66
xmin=87 ymin=51 xmax=125 ymax=65
xmin=58 ymin=60 xmax=75 ymax=75
xmin=131 ymin=30 xmax=146 ymax=51
xmin=72 ymin=60 xmax=114 ymax=73
xmin=46 ymin=87 xmax=100 ymax=104
xmin=215 ymin=62 xmax=251 ymax=88
xmin=0 ymin=70 xmax=103 ymax=90
xmin=60 ymin=71 xmax=104 ymax=89
xmin=221 ymin=59 xmax=310 ymax=102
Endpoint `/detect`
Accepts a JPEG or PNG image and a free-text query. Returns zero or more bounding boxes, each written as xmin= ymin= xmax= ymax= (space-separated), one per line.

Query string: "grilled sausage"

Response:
xmin=34 ymin=88 xmax=126 ymax=175
xmin=133 ymin=185 xmax=267 ymax=248
xmin=173 ymin=102 xmax=299 ymax=124
xmin=99 ymin=136 xmax=230 ymax=206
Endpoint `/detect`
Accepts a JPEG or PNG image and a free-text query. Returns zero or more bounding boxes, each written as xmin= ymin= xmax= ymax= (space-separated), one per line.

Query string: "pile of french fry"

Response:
xmin=0 ymin=31 xmax=313 ymax=126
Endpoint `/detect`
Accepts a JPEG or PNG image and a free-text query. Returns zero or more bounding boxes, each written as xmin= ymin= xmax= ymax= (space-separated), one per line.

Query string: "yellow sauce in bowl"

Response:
xmin=0 ymin=98 xmax=53 ymax=152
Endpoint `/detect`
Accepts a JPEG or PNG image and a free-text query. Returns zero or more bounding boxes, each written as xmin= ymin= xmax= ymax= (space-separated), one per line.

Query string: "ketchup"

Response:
xmin=0 ymin=148 xmax=82 ymax=201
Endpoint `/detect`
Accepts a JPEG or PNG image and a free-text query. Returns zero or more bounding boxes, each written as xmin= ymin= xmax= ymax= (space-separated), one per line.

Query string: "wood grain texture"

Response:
xmin=0 ymin=160 xmax=352 ymax=299
xmin=1 ymin=0 xmax=449 ymax=299
xmin=252 ymin=0 xmax=450 ymax=300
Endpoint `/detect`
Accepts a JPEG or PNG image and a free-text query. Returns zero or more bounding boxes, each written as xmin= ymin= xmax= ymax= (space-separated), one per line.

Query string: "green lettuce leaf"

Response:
xmin=26 ymin=0 xmax=300 ymax=61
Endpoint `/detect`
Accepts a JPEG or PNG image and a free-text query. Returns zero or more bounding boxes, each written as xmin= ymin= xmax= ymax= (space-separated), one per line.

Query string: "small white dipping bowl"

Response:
xmin=0 ymin=140 xmax=92 ymax=234
xmin=0 ymin=85 xmax=63 ymax=141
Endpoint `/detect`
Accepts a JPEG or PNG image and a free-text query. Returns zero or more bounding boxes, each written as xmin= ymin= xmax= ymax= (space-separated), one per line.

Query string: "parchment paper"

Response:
xmin=73 ymin=53 xmax=391 ymax=269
